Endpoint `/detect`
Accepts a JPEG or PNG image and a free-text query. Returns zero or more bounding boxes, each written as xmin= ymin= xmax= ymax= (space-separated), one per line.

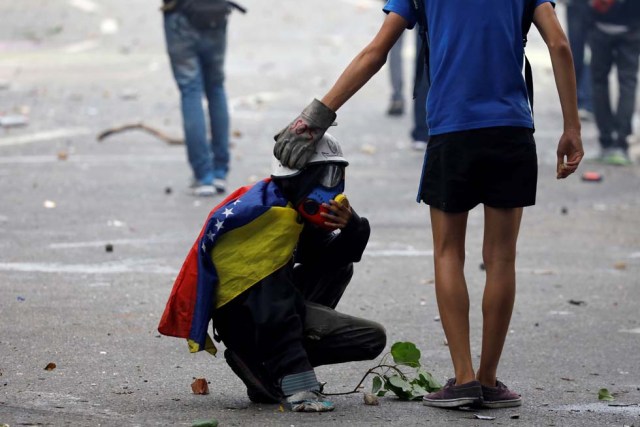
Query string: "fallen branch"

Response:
xmin=97 ymin=122 xmax=183 ymax=145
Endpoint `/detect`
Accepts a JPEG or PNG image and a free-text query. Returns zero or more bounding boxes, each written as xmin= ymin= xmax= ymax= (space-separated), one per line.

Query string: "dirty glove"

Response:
xmin=273 ymin=99 xmax=336 ymax=169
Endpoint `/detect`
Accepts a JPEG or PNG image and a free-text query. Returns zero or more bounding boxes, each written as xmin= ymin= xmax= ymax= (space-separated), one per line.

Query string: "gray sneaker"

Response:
xmin=193 ymin=184 xmax=216 ymax=197
xmin=481 ymin=380 xmax=522 ymax=409
xmin=213 ymin=178 xmax=227 ymax=194
xmin=422 ymin=378 xmax=483 ymax=408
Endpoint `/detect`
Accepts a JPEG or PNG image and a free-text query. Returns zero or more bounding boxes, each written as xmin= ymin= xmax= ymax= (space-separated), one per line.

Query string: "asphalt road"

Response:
xmin=1 ymin=1 xmax=639 ymax=426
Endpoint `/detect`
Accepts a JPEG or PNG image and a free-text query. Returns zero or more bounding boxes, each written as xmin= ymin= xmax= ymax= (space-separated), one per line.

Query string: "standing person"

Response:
xmin=384 ymin=21 xmax=431 ymax=150
xmin=162 ymin=0 xmax=237 ymax=196
xmin=158 ymin=134 xmax=386 ymax=412
xmin=565 ymin=0 xmax=595 ymax=120
xmin=589 ymin=0 xmax=640 ymax=165
xmin=273 ymin=0 xmax=583 ymax=409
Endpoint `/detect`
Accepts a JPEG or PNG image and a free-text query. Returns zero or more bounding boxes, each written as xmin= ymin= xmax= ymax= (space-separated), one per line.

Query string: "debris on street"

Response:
xmin=97 ymin=123 xmax=183 ymax=145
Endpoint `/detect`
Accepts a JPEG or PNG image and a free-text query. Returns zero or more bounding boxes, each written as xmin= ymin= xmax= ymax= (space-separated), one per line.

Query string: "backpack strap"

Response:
xmin=522 ymin=0 xmax=537 ymax=115
xmin=411 ymin=0 xmax=429 ymax=100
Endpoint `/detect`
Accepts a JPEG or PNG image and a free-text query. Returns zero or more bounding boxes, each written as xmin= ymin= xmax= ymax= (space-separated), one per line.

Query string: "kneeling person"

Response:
xmin=158 ymin=134 xmax=386 ymax=412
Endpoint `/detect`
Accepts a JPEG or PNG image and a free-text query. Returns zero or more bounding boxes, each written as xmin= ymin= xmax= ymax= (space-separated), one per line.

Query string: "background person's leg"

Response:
xmin=410 ymin=30 xmax=430 ymax=149
xmin=566 ymin=2 xmax=594 ymax=114
xmin=386 ymin=32 xmax=404 ymax=116
xmin=476 ymin=206 xmax=523 ymax=387
xmin=200 ymin=25 xmax=230 ymax=184
xmin=429 ymin=207 xmax=475 ymax=385
xmin=590 ymin=28 xmax=616 ymax=154
xmin=613 ymin=29 xmax=640 ymax=154
xmin=164 ymin=14 xmax=214 ymax=186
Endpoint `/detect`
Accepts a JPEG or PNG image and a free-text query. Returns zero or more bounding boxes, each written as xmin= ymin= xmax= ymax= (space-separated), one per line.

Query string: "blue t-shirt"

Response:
xmin=383 ymin=0 xmax=554 ymax=135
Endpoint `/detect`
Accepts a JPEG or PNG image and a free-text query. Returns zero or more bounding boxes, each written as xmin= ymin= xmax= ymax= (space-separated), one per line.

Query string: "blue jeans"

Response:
xmin=567 ymin=3 xmax=594 ymax=112
xmin=164 ymin=12 xmax=230 ymax=184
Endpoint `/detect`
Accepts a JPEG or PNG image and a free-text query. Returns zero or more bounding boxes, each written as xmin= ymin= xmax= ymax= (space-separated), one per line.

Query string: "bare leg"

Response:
xmin=429 ymin=207 xmax=475 ymax=384
xmin=476 ymin=206 xmax=523 ymax=387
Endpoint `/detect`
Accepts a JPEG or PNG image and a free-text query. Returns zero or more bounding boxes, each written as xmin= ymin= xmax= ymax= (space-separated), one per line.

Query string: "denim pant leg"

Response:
xmin=613 ymin=29 xmax=640 ymax=150
xmin=590 ymin=28 xmax=616 ymax=149
xmin=388 ymin=32 xmax=404 ymax=103
xmin=164 ymin=13 xmax=215 ymax=183
xmin=567 ymin=3 xmax=593 ymax=112
xmin=200 ymin=25 xmax=230 ymax=180
xmin=411 ymin=31 xmax=430 ymax=142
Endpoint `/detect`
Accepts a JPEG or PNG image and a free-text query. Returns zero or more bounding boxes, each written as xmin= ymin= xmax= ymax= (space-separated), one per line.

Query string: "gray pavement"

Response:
xmin=1 ymin=1 xmax=639 ymax=426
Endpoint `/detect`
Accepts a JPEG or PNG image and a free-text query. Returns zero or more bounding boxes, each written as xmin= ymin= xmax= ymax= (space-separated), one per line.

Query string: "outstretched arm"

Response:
xmin=534 ymin=3 xmax=584 ymax=179
xmin=321 ymin=12 xmax=408 ymax=111
xmin=273 ymin=12 xmax=407 ymax=169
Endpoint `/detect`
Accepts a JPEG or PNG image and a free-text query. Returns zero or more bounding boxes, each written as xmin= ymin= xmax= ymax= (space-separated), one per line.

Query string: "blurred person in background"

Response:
xmin=589 ymin=0 xmax=640 ymax=165
xmin=161 ymin=0 xmax=243 ymax=196
xmin=564 ymin=0 xmax=595 ymax=120
xmin=383 ymin=2 xmax=430 ymax=151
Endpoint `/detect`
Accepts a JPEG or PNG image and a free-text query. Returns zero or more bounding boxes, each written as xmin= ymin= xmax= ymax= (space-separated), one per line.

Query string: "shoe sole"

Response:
xmin=603 ymin=159 xmax=632 ymax=166
xmin=482 ymin=398 xmax=522 ymax=409
xmin=193 ymin=187 xmax=216 ymax=197
xmin=423 ymin=396 xmax=482 ymax=408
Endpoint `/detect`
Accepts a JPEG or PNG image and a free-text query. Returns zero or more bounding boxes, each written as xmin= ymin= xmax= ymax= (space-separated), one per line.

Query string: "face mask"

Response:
xmin=296 ymin=164 xmax=345 ymax=230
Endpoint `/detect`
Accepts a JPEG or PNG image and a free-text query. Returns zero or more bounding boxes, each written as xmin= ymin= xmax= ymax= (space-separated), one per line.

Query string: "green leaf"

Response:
xmin=384 ymin=375 xmax=414 ymax=400
xmin=372 ymin=376 xmax=383 ymax=394
xmin=417 ymin=369 xmax=442 ymax=392
xmin=411 ymin=383 xmax=429 ymax=398
xmin=598 ymin=388 xmax=615 ymax=401
xmin=390 ymin=342 xmax=421 ymax=368
xmin=388 ymin=375 xmax=412 ymax=392
xmin=376 ymin=390 xmax=387 ymax=397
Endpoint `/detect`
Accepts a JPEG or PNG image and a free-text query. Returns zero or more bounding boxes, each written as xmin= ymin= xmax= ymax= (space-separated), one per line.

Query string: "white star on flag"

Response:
xmin=207 ymin=230 xmax=215 ymax=241
xmin=201 ymin=242 xmax=206 ymax=252
xmin=215 ymin=219 xmax=224 ymax=231
xmin=222 ymin=208 xmax=234 ymax=218
xmin=233 ymin=199 xmax=242 ymax=206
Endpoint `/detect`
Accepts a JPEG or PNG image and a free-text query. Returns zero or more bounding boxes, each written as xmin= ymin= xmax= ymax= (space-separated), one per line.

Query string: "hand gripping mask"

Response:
xmin=271 ymin=133 xmax=349 ymax=230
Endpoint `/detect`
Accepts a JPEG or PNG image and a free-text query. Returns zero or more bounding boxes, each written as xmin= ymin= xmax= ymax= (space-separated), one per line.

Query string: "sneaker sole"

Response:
xmin=482 ymin=398 xmax=522 ymax=409
xmin=193 ymin=187 xmax=216 ymax=197
xmin=423 ymin=396 xmax=482 ymax=408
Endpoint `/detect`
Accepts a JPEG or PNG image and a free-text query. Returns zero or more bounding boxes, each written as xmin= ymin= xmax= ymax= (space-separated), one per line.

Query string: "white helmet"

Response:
xmin=271 ymin=132 xmax=348 ymax=179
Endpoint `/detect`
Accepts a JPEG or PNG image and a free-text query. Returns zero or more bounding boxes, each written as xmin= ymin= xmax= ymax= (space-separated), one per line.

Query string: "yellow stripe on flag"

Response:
xmin=213 ymin=206 xmax=303 ymax=308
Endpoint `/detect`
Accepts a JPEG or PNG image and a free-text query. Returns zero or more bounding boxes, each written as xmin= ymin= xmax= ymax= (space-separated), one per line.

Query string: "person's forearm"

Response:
xmin=547 ymin=38 xmax=581 ymax=133
xmin=321 ymin=44 xmax=388 ymax=112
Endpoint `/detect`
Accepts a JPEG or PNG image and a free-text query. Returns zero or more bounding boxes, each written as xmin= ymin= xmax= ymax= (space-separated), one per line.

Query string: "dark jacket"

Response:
xmin=214 ymin=210 xmax=370 ymax=382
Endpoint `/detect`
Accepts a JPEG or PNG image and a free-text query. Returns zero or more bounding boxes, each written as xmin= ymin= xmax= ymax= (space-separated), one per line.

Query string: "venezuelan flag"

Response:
xmin=158 ymin=178 xmax=303 ymax=355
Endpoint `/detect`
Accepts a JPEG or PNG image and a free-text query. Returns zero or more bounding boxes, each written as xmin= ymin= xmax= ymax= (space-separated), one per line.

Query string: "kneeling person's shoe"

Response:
xmin=422 ymin=378 xmax=483 ymax=408
xmin=286 ymin=391 xmax=335 ymax=412
xmin=224 ymin=349 xmax=283 ymax=404
xmin=481 ymin=380 xmax=522 ymax=409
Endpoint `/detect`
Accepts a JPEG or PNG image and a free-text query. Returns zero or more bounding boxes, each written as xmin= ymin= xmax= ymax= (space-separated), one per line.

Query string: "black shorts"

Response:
xmin=418 ymin=127 xmax=538 ymax=213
